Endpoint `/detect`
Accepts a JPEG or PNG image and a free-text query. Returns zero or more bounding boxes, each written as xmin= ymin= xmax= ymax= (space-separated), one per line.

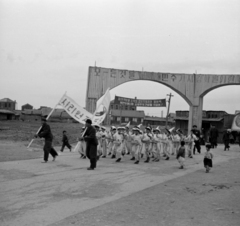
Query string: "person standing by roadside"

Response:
xmin=223 ymin=129 xmax=231 ymax=151
xmin=82 ymin=119 xmax=98 ymax=170
xmin=35 ymin=118 xmax=58 ymax=163
xmin=237 ymin=131 xmax=240 ymax=147
xmin=209 ymin=125 xmax=219 ymax=148
xmin=60 ymin=130 xmax=72 ymax=152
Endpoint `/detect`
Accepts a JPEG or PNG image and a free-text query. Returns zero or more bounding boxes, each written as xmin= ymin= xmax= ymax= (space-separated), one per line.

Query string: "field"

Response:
xmin=0 ymin=120 xmax=84 ymax=161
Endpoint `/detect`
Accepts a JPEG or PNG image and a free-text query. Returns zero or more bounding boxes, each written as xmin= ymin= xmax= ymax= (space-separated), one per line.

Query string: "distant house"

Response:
xmin=21 ymin=104 xmax=33 ymax=111
xmin=0 ymin=109 xmax=16 ymax=120
xmin=20 ymin=109 xmax=42 ymax=121
xmin=109 ymin=109 xmax=145 ymax=125
xmin=143 ymin=116 xmax=175 ymax=127
xmin=0 ymin=98 xmax=16 ymax=111
xmin=104 ymin=100 xmax=144 ymax=125
xmin=175 ymin=110 xmax=235 ymax=143
xmin=40 ymin=107 xmax=52 ymax=117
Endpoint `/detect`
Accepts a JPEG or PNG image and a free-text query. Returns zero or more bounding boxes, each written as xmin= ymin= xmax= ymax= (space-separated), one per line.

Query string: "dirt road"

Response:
xmin=0 ymin=142 xmax=239 ymax=226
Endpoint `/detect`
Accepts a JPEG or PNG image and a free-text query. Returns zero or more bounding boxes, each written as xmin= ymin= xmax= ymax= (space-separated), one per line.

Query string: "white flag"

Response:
xmin=59 ymin=94 xmax=93 ymax=124
xmin=231 ymin=113 xmax=240 ymax=131
xmin=92 ymin=88 xmax=111 ymax=125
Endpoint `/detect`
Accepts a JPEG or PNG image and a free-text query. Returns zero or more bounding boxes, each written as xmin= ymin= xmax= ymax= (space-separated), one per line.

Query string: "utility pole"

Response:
xmin=165 ymin=93 xmax=174 ymax=128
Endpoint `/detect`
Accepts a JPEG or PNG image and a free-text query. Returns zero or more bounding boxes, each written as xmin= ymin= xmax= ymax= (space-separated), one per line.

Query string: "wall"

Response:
xmin=0 ymin=102 xmax=16 ymax=111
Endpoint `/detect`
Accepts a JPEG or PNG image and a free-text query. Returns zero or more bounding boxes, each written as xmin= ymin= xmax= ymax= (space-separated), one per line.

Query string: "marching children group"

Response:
xmin=76 ymin=124 xmax=212 ymax=172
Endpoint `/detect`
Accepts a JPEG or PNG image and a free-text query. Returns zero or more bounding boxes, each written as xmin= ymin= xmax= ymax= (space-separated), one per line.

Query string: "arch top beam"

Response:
xmin=86 ymin=66 xmax=240 ymax=112
xmin=86 ymin=66 xmax=194 ymax=110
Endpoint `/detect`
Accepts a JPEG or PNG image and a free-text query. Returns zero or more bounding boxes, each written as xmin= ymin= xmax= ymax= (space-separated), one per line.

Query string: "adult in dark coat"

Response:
xmin=83 ymin=119 xmax=98 ymax=170
xmin=209 ymin=125 xmax=219 ymax=148
xmin=35 ymin=118 xmax=58 ymax=163
xmin=192 ymin=125 xmax=201 ymax=154
xmin=222 ymin=129 xmax=231 ymax=151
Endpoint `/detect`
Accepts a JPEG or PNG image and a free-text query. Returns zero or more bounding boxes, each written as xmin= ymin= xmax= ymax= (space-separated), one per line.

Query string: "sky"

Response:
xmin=0 ymin=0 xmax=239 ymax=117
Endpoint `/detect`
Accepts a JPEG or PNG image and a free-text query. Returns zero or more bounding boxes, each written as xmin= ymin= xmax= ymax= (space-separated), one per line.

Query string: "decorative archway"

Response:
xmin=86 ymin=66 xmax=240 ymax=132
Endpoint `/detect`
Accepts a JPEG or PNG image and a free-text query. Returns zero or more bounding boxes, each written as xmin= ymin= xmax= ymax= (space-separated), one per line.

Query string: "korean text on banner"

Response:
xmin=92 ymin=88 xmax=111 ymax=125
xmin=59 ymin=94 xmax=93 ymax=124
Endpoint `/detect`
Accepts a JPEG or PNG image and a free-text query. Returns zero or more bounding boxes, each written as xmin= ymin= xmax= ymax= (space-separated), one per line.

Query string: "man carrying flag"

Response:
xmin=34 ymin=118 xmax=58 ymax=163
xmin=82 ymin=119 xmax=98 ymax=170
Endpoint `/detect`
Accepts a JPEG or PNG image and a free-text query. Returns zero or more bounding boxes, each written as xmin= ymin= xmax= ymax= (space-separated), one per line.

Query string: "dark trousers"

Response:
xmin=224 ymin=141 xmax=230 ymax=150
xmin=193 ymin=140 xmax=201 ymax=154
xmin=60 ymin=142 xmax=72 ymax=152
xmin=43 ymin=141 xmax=58 ymax=161
xmin=90 ymin=158 xmax=97 ymax=169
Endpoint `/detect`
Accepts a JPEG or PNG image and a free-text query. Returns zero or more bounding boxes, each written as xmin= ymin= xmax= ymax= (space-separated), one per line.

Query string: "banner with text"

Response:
xmin=59 ymin=94 xmax=93 ymax=124
xmin=114 ymin=95 xmax=166 ymax=107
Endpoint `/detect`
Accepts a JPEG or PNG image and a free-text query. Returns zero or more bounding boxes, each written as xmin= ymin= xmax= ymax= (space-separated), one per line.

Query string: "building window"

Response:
xmin=133 ymin=118 xmax=137 ymax=122
xmin=115 ymin=105 xmax=118 ymax=110
xmin=125 ymin=117 xmax=129 ymax=122
xmin=117 ymin=117 xmax=120 ymax=121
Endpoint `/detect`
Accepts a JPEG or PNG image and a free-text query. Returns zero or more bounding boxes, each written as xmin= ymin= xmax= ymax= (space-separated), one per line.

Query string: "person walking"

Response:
xmin=203 ymin=144 xmax=213 ymax=173
xmin=223 ymin=129 xmax=231 ymax=151
xmin=176 ymin=141 xmax=186 ymax=169
xmin=78 ymin=127 xmax=86 ymax=158
xmin=192 ymin=125 xmax=201 ymax=154
xmin=60 ymin=130 xmax=72 ymax=152
xmin=82 ymin=119 xmax=98 ymax=170
xmin=35 ymin=118 xmax=58 ymax=163
xmin=209 ymin=125 xmax=219 ymax=148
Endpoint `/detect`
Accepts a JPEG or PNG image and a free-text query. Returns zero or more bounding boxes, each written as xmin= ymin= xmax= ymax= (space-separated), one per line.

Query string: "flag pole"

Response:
xmin=27 ymin=92 xmax=66 ymax=149
xmin=72 ymin=127 xmax=88 ymax=152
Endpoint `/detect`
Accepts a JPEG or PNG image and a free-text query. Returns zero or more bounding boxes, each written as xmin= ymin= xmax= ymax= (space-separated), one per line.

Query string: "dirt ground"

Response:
xmin=1 ymin=120 xmax=240 ymax=226
xmin=50 ymin=155 xmax=240 ymax=226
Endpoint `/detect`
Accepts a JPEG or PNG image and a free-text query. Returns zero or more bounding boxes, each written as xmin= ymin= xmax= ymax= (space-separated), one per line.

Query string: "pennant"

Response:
xmin=92 ymin=88 xmax=111 ymax=125
xmin=231 ymin=113 xmax=240 ymax=131
xmin=59 ymin=94 xmax=93 ymax=124
xmin=137 ymin=124 xmax=142 ymax=129
xmin=126 ymin=121 xmax=130 ymax=128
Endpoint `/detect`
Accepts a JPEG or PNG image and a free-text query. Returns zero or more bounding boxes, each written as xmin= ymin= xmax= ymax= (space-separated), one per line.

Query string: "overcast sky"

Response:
xmin=0 ymin=0 xmax=239 ymax=116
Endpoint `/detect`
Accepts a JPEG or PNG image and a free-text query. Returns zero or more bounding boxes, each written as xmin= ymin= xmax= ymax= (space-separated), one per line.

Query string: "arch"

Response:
xmin=200 ymin=83 xmax=240 ymax=98
xmin=86 ymin=66 xmax=240 ymax=133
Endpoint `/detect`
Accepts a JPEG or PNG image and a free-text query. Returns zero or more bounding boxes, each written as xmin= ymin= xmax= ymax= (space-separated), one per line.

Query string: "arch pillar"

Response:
xmin=188 ymin=96 xmax=203 ymax=132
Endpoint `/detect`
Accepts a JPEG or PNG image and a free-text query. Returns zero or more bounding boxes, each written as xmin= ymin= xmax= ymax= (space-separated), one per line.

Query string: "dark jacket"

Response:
xmin=177 ymin=146 xmax=185 ymax=159
xmin=84 ymin=125 xmax=98 ymax=159
xmin=223 ymin=132 xmax=230 ymax=142
xmin=209 ymin=127 xmax=219 ymax=142
xmin=62 ymin=134 xmax=69 ymax=143
xmin=38 ymin=123 xmax=53 ymax=142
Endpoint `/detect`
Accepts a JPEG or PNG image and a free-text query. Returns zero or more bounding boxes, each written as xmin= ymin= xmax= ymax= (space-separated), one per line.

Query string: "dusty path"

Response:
xmin=0 ymin=144 xmax=239 ymax=226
